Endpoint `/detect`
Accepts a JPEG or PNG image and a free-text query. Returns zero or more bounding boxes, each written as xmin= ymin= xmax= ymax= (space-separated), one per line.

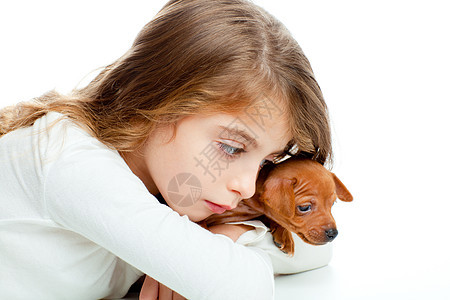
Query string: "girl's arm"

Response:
xmin=43 ymin=125 xmax=275 ymax=300
xmin=229 ymin=220 xmax=333 ymax=275
xmin=205 ymin=221 xmax=332 ymax=275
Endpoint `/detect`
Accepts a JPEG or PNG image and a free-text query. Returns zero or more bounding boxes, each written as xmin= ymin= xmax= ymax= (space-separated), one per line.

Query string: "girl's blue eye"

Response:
xmin=218 ymin=143 xmax=245 ymax=159
xmin=217 ymin=143 xmax=273 ymax=168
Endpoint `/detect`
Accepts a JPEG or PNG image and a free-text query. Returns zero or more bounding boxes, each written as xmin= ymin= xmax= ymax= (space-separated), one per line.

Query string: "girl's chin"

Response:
xmin=166 ymin=202 xmax=211 ymax=223
xmin=187 ymin=213 xmax=211 ymax=223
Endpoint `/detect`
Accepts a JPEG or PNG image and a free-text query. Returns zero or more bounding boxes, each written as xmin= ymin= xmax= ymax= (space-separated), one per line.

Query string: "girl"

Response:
xmin=0 ymin=0 xmax=333 ymax=299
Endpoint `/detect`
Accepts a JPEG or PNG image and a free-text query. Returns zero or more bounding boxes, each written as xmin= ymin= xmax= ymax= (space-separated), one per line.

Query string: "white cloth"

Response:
xmin=0 ymin=112 xmax=331 ymax=299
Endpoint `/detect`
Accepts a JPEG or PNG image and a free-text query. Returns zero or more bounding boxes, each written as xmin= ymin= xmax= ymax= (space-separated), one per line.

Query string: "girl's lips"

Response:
xmin=205 ymin=200 xmax=230 ymax=214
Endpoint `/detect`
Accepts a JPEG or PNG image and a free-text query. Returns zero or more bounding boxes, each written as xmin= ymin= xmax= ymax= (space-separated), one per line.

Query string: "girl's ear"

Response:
xmin=261 ymin=177 xmax=296 ymax=217
xmin=331 ymin=173 xmax=353 ymax=202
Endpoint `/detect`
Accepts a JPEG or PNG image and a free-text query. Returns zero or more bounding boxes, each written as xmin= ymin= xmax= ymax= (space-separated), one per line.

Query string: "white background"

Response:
xmin=1 ymin=1 xmax=449 ymax=299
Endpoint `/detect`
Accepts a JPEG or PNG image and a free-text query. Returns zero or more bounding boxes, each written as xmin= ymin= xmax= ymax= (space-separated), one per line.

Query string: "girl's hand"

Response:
xmin=139 ymin=275 xmax=186 ymax=300
xmin=207 ymin=223 xmax=254 ymax=242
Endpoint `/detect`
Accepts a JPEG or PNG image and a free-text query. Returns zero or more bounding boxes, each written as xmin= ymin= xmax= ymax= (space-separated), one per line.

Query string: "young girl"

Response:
xmin=0 ymin=0 xmax=333 ymax=299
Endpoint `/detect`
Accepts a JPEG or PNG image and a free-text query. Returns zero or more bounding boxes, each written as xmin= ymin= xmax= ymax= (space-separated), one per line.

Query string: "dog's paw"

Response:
xmin=273 ymin=240 xmax=288 ymax=254
xmin=281 ymin=237 xmax=295 ymax=255
xmin=273 ymin=240 xmax=282 ymax=249
xmin=272 ymin=228 xmax=295 ymax=256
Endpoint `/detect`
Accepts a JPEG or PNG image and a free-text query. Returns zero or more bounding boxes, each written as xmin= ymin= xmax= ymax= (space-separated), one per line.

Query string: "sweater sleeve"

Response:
xmin=232 ymin=220 xmax=333 ymax=275
xmin=43 ymin=133 xmax=274 ymax=300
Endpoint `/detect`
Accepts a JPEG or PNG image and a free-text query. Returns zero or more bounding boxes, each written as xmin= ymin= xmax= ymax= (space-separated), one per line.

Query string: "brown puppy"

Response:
xmin=204 ymin=157 xmax=353 ymax=256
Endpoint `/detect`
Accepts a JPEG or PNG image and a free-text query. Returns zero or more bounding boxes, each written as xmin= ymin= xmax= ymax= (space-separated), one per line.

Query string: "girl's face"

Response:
xmin=124 ymin=106 xmax=292 ymax=222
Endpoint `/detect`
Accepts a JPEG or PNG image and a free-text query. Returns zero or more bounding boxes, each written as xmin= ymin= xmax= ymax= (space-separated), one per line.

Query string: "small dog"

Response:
xmin=205 ymin=157 xmax=353 ymax=256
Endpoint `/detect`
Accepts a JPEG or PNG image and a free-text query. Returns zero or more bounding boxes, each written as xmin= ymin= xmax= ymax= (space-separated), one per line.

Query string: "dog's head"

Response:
xmin=257 ymin=158 xmax=353 ymax=246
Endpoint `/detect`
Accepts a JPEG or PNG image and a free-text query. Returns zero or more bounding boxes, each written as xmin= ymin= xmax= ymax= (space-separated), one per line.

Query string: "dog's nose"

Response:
xmin=325 ymin=228 xmax=338 ymax=241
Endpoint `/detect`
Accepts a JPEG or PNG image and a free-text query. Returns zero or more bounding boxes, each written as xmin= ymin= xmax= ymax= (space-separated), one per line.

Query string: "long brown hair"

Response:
xmin=0 ymin=0 xmax=332 ymax=165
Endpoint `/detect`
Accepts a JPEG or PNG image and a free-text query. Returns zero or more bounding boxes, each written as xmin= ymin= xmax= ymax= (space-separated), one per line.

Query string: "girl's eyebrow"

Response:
xmin=218 ymin=126 xmax=286 ymax=155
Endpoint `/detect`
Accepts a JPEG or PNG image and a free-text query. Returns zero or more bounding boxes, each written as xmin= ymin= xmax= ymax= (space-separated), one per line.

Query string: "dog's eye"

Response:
xmin=297 ymin=205 xmax=311 ymax=213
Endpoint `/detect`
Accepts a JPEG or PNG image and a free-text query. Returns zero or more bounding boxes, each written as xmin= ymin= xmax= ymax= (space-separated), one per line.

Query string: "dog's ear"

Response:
xmin=331 ymin=173 xmax=353 ymax=202
xmin=261 ymin=177 xmax=296 ymax=217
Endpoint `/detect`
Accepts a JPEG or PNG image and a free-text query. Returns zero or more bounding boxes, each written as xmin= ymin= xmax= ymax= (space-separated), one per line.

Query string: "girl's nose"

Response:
xmin=227 ymin=165 xmax=258 ymax=200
